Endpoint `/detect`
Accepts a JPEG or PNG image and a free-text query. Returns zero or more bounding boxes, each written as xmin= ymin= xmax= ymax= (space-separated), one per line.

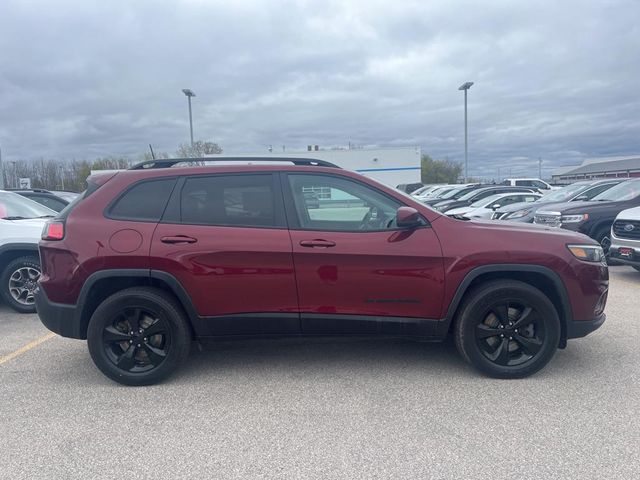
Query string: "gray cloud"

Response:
xmin=1 ymin=0 xmax=639 ymax=179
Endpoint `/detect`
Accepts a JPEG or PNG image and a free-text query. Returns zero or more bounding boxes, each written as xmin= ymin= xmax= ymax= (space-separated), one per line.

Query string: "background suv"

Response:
xmin=609 ymin=206 xmax=640 ymax=271
xmin=0 ymin=190 xmax=56 ymax=312
xmin=493 ymin=179 xmax=623 ymax=222
xmin=534 ymin=179 xmax=640 ymax=253
xmin=36 ymin=158 xmax=608 ymax=385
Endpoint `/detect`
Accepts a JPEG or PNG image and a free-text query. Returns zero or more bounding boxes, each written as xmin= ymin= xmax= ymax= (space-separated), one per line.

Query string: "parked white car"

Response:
xmin=501 ymin=178 xmax=557 ymax=191
xmin=446 ymin=192 xmax=542 ymax=219
xmin=0 ymin=190 xmax=57 ymax=313
xmin=609 ymin=205 xmax=640 ymax=272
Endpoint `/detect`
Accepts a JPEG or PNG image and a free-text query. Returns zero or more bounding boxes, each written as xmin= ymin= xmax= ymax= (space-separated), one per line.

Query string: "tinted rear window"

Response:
xmin=180 ymin=174 xmax=278 ymax=227
xmin=108 ymin=178 xmax=177 ymax=221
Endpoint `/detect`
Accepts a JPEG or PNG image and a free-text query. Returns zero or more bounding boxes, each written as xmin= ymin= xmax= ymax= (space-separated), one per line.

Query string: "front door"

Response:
xmin=283 ymin=172 xmax=444 ymax=336
xmin=150 ymin=172 xmax=299 ymax=336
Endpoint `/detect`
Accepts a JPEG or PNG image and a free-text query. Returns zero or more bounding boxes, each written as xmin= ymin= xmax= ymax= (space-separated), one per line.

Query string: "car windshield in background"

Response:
xmin=470 ymin=193 xmax=502 ymax=207
xmin=592 ymin=180 xmax=640 ymax=202
xmin=542 ymin=182 xmax=592 ymax=202
xmin=438 ymin=187 xmax=466 ymax=200
xmin=458 ymin=188 xmax=492 ymax=201
xmin=0 ymin=191 xmax=57 ymax=219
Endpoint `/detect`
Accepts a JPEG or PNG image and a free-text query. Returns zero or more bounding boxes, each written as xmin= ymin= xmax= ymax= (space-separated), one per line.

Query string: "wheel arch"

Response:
xmin=442 ymin=264 xmax=573 ymax=348
xmin=75 ymin=269 xmax=198 ymax=339
xmin=0 ymin=244 xmax=40 ymax=269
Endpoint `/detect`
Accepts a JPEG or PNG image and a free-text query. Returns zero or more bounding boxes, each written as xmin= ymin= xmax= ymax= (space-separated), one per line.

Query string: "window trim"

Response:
xmin=104 ymin=177 xmax=179 ymax=223
xmin=281 ymin=172 xmax=429 ymax=233
xmin=160 ymin=172 xmax=287 ymax=229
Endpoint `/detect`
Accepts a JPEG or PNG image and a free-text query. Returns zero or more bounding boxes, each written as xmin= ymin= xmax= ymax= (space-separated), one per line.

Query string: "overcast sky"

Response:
xmin=1 ymin=0 xmax=639 ymax=179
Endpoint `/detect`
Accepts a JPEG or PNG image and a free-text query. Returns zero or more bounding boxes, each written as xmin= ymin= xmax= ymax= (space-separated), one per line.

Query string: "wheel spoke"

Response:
xmin=476 ymin=324 xmax=501 ymax=339
xmin=103 ymin=326 xmax=131 ymax=343
xmin=513 ymin=307 xmax=534 ymax=329
xmin=493 ymin=304 xmax=509 ymax=325
xmin=487 ymin=338 xmax=510 ymax=365
xmin=116 ymin=345 xmax=137 ymax=371
xmin=514 ymin=334 xmax=542 ymax=356
xmin=125 ymin=308 xmax=142 ymax=331
xmin=144 ymin=320 xmax=165 ymax=337
xmin=142 ymin=343 xmax=166 ymax=365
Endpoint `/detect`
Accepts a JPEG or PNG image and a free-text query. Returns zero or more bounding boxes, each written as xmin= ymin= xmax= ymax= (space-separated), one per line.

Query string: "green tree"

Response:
xmin=421 ymin=154 xmax=462 ymax=183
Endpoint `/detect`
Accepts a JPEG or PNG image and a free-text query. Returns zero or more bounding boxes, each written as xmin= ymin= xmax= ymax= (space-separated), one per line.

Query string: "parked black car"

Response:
xmin=432 ymin=186 xmax=538 ymax=213
xmin=8 ymin=189 xmax=69 ymax=212
xmin=492 ymin=179 xmax=624 ymax=222
xmin=533 ymin=178 xmax=640 ymax=252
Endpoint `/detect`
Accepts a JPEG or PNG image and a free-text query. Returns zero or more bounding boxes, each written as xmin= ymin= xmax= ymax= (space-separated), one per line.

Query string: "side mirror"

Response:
xmin=396 ymin=206 xmax=422 ymax=228
xmin=491 ymin=204 xmax=501 ymax=210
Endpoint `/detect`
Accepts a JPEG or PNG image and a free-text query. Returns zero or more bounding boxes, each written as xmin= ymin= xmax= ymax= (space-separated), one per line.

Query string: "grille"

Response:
xmin=534 ymin=213 xmax=561 ymax=227
xmin=613 ymin=220 xmax=640 ymax=240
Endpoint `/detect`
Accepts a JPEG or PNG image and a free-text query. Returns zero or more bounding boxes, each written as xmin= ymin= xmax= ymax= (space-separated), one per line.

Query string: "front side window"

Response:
xmin=180 ymin=174 xmax=278 ymax=227
xmin=287 ymin=174 xmax=402 ymax=231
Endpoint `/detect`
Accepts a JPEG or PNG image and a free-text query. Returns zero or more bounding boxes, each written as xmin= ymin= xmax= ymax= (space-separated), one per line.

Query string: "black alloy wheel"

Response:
xmin=454 ymin=280 xmax=560 ymax=378
xmin=87 ymin=287 xmax=191 ymax=386
xmin=102 ymin=307 xmax=171 ymax=373
xmin=475 ymin=301 xmax=545 ymax=367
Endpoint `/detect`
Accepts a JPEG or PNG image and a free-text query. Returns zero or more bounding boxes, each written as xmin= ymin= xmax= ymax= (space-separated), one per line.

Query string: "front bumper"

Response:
xmin=609 ymin=235 xmax=640 ymax=267
xmin=34 ymin=286 xmax=84 ymax=339
xmin=566 ymin=313 xmax=606 ymax=339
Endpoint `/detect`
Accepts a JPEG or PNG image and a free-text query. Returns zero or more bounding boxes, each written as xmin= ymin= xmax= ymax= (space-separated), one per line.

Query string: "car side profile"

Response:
xmin=36 ymin=158 xmax=608 ymax=385
xmin=446 ymin=192 xmax=541 ymax=219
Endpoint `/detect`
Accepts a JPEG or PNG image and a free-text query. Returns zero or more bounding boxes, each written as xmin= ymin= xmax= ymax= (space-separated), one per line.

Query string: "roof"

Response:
xmin=554 ymin=156 xmax=640 ymax=177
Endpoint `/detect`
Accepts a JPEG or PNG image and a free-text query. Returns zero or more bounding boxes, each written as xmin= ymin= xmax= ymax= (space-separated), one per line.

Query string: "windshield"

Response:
xmin=542 ymin=182 xmax=591 ymax=202
xmin=459 ymin=188 xmax=493 ymax=201
xmin=0 ymin=191 xmax=57 ymax=219
xmin=439 ymin=187 xmax=467 ymax=199
xmin=470 ymin=193 xmax=503 ymax=207
xmin=592 ymin=180 xmax=640 ymax=202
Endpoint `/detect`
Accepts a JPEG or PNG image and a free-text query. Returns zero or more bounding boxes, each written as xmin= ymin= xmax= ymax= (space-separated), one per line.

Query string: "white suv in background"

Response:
xmin=0 ymin=190 xmax=57 ymax=313
xmin=609 ymin=206 xmax=640 ymax=272
xmin=502 ymin=178 xmax=556 ymax=191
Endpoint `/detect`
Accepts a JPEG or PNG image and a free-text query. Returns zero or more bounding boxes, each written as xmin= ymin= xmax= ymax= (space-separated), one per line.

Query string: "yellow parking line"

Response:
xmin=0 ymin=332 xmax=56 ymax=365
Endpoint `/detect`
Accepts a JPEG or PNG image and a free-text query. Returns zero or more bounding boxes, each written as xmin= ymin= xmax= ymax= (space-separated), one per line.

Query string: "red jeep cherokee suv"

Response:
xmin=36 ymin=158 xmax=608 ymax=385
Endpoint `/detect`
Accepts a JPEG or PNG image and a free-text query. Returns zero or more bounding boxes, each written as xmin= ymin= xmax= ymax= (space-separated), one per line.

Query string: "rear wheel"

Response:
xmin=454 ymin=280 xmax=560 ymax=379
xmin=87 ymin=287 xmax=191 ymax=386
xmin=0 ymin=255 xmax=41 ymax=314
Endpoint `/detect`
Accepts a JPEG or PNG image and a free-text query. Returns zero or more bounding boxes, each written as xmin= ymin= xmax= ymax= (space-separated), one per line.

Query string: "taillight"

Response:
xmin=42 ymin=221 xmax=65 ymax=240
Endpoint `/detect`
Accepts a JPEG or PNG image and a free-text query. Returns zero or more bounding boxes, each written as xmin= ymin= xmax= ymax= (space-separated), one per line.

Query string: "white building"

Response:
xmin=207 ymin=146 xmax=422 ymax=187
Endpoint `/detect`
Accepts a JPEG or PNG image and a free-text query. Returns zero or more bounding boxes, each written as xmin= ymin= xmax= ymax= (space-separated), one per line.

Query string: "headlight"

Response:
xmin=504 ymin=209 xmax=531 ymax=220
xmin=567 ymin=244 xmax=605 ymax=262
xmin=561 ymin=213 xmax=589 ymax=223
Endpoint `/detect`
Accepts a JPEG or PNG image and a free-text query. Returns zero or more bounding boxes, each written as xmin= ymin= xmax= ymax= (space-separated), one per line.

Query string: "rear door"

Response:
xmin=150 ymin=172 xmax=299 ymax=336
xmin=283 ymin=172 xmax=445 ymax=336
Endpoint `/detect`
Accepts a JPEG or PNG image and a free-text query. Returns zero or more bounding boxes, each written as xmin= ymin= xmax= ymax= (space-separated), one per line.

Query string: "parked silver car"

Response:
xmin=609 ymin=205 xmax=640 ymax=272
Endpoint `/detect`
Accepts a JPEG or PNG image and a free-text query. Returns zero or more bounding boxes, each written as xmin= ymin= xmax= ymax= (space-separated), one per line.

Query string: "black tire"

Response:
xmin=87 ymin=287 xmax=191 ymax=386
xmin=454 ymin=280 xmax=560 ymax=379
xmin=594 ymin=226 xmax=612 ymax=255
xmin=0 ymin=255 xmax=41 ymax=314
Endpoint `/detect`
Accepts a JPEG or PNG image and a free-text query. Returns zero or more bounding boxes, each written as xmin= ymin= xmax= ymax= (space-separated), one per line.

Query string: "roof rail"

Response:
xmin=129 ymin=156 xmax=341 ymax=170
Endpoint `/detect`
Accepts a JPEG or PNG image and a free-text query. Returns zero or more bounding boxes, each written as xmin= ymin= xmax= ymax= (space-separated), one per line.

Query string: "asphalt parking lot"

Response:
xmin=1 ymin=267 xmax=639 ymax=479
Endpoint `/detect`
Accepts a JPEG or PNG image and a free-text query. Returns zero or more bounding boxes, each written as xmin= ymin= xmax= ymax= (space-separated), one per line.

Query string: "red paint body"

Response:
xmin=38 ymin=165 xmax=608 ymax=338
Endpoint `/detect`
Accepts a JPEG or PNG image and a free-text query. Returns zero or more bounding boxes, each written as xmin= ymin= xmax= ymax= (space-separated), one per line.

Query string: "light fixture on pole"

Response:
xmin=458 ymin=81 xmax=474 ymax=182
xmin=182 ymin=89 xmax=196 ymax=147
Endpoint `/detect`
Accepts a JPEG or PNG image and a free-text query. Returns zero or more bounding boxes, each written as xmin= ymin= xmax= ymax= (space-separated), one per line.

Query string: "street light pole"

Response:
xmin=182 ymin=89 xmax=196 ymax=147
xmin=458 ymin=82 xmax=474 ymax=182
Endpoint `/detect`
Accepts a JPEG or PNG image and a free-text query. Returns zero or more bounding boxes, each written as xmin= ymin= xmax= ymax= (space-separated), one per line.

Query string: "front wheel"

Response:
xmin=454 ymin=280 xmax=560 ymax=379
xmin=87 ymin=287 xmax=191 ymax=386
xmin=0 ymin=255 xmax=41 ymax=313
